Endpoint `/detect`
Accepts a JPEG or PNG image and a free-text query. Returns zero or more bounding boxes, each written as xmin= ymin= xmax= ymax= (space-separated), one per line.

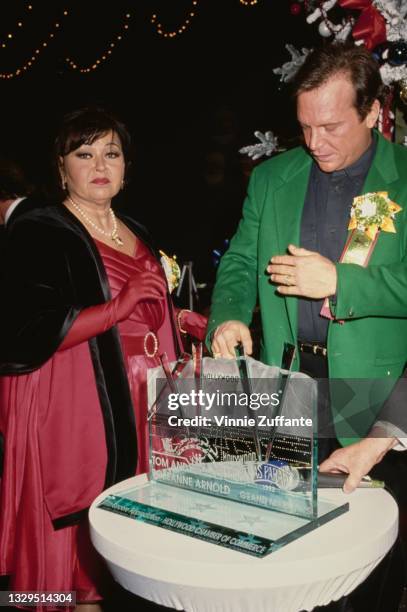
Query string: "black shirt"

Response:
xmin=298 ymin=135 xmax=377 ymax=343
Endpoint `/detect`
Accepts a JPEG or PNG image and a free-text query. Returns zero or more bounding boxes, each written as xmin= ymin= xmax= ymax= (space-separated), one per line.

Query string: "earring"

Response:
xmin=61 ymin=176 xmax=67 ymax=191
xmin=121 ymin=179 xmax=125 ymax=190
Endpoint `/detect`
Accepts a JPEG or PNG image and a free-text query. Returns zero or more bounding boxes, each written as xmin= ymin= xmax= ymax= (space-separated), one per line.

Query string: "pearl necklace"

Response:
xmin=68 ymin=196 xmax=123 ymax=246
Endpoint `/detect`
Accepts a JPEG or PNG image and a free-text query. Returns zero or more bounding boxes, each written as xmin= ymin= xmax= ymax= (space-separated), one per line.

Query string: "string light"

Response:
xmin=0 ymin=10 xmax=68 ymax=79
xmin=239 ymin=0 xmax=258 ymax=5
xmin=151 ymin=0 xmax=199 ymax=38
xmin=1 ymin=3 xmax=34 ymax=49
xmin=65 ymin=13 xmax=131 ymax=73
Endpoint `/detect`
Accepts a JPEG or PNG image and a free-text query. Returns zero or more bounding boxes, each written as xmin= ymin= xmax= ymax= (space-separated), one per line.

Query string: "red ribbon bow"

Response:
xmin=338 ymin=0 xmax=387 ymax=50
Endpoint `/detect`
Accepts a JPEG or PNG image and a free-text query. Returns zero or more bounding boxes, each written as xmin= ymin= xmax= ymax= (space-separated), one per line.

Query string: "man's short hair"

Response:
xmin=0 ymin=159 xmax=33 ymax=200
xmin=292 ymin=43 xmax=385 ymax=120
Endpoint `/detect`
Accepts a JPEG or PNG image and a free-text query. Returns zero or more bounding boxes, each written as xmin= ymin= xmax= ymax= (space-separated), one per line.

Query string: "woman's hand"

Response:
xmin=59 ymin=271 xmax=167 ymax=351
xmin=114 ymin=271 xmax=167 ymax=321
xmin=177 ymin=309 xmax=207 ymax=341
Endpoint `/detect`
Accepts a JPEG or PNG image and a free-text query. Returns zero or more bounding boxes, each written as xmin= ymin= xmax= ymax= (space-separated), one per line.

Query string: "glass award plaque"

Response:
xmin=98 ymin=350 xmax=348 ymax=557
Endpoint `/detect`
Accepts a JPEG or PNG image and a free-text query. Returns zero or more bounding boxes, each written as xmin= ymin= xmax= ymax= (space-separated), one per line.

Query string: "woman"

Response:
xmin=0 ymin=107 xmax=206 ymax=611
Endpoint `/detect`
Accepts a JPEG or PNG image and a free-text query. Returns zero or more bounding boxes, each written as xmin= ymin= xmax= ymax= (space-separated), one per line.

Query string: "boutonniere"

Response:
xmin=159 ymin=250 xmax=181 ymax=293
xmin=321 ymin=192 xmax=402 ymax=323
xmin=348 ymin=191 xmax=402 ymax=241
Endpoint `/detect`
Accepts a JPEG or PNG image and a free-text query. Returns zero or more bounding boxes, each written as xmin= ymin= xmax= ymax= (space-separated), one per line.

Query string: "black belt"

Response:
xmin=297 ymin=340 xmax=327 ymax=357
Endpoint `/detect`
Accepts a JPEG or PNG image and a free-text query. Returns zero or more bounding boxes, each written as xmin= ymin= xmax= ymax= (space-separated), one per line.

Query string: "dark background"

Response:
xmin=0 ymin=0 xmax=319 ymax=286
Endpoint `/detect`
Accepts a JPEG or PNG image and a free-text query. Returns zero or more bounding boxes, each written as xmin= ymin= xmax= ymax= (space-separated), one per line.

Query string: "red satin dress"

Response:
xmin=97 ymin=239 xmax=179 ymax=471
xmin=0 ymin=238 xmax=180 ymax=609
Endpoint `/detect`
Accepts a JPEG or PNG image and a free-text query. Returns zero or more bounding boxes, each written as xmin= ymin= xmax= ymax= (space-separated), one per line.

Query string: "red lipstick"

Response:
xmin=91 ymin=178 xmax=110 ymax=185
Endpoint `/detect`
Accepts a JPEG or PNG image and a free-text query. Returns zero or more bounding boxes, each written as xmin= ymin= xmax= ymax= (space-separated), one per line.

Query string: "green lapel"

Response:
xmin=363 ymin=131 xmax=399 ymax=193
xmin=342 ymin=132 xmax=400 ymax=263
xmin=272 ymin=151 xmax=312 ymax=339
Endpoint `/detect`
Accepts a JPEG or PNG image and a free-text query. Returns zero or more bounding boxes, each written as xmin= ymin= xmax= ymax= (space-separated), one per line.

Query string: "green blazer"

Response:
xmin=207 ymin=133 xmax=407 ymax=443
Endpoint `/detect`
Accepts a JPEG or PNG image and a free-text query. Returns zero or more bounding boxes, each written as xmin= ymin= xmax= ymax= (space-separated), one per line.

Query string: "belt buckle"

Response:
xmin=144 ymin=331 xmax=159 ymax=358
xmin=314 ymin=343 xmax=327 ymax=357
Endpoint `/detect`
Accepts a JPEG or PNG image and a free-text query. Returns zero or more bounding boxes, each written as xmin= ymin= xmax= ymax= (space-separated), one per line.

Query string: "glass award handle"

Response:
xmin=282 ymin=342 xmax=296 ymax=371
xmin=192 ymin=342 xmax=203 ymax=382
xmin=192 ymin=342 xmax=204 ymax=432
xmin=148 ymin=351 xmax=191 ymax=421
xmin=265 ymin=342 xmax=297 ymax=462
xmin=235 ymin=343 xmax=262 ymax=462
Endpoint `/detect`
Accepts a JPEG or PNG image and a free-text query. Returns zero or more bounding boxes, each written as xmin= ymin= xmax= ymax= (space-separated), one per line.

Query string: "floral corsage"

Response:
xmin=349 ymin=191 xmax=402 ymax=241
xmin=159 ymin=250 xmax=181 ymax=293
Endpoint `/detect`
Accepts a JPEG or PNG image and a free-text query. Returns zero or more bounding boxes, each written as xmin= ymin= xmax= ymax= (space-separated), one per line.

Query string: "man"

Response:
xmin=207 ymin=43 xmax=407 ymax=489
xmin=0 ymin=158 xmax=40 ymax=231
xmin=208 ymin=42 xmax=407 ymax=610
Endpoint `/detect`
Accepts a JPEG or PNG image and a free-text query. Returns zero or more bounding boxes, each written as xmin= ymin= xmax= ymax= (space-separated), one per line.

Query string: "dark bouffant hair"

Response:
xmin=55 ymin=106 xmax=132 ymax=178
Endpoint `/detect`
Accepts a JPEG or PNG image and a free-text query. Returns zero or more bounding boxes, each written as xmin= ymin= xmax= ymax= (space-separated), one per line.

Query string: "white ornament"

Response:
xmin=239 ymin=131 xmax=284 ymax=160
xmin=373 ymin=0 xmax=407 ymax=42
xmin=318 ymin=20 xmax=332 ymax=36
xmin=307 ymin=0 xmax=337 ymax=24
xmin=380 ymin=62 xmax=407 ymax=85
xmin=335 ymin=20 xmax=354 ymax=41
xmin=307 ymin=0 xmax=353 ymax=42
xmin=273 ymin=44 xmax=310 ymax=82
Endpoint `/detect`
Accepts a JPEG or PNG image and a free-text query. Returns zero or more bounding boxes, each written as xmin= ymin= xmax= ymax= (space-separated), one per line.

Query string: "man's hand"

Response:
xmin=212 ymin=321 xmax=253 ymax=359
xmin=319 ymin=436 xmax=397 ymax=493
xmin=267 ymin=244 xmax=337 ymax=299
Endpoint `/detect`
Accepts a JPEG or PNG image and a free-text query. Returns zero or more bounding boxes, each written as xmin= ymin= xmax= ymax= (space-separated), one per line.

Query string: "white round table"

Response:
xmin=89 ymin=475 xmax=398 ymax=612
